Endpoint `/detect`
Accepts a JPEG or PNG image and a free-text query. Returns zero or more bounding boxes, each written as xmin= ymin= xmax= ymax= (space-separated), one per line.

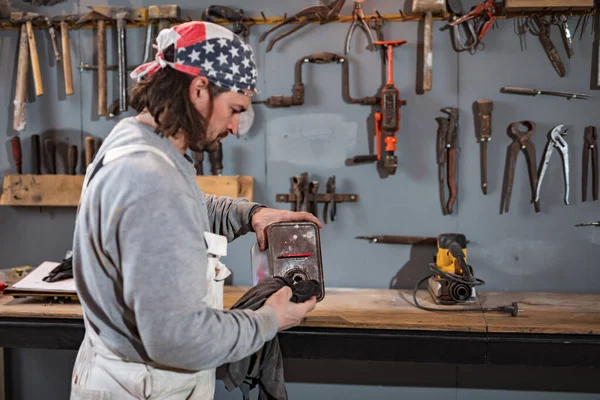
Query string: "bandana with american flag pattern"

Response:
xmin=130 ymin=21 xmax=259 ymax=96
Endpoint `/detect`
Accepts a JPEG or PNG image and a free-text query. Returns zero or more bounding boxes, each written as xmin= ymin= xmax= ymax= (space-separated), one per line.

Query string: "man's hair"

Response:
xmin=130 ymin=44 xmax=228 ymax=148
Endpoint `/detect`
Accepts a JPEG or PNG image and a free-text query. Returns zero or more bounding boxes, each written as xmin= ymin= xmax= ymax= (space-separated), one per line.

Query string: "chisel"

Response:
xmin=11 ymin=136 xmax=22 ymax=174
xmin=44 ymin=138 xmax=56 ymax=174
xmin=31 ymin=134 xmax=41 ymax=174
xmin=85 ymin=136 xmax=95 ymax=168
xmin=68 ymin=145 xmax=78 ymax=175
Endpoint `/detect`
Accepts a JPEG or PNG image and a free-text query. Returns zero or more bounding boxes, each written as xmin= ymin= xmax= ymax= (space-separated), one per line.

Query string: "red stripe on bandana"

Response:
xmin=175 ymin=23 xmax=206 ymax=49
xmin=175 ymin=64 xmax=202 ymax=76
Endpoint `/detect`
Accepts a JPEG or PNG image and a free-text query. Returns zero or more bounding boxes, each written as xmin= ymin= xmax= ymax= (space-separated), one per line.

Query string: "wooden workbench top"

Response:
xmin=0 ymin=287 xmax=599 ymax=335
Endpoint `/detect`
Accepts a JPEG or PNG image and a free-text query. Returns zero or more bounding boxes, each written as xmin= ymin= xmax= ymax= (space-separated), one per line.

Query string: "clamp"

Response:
xmin=535 ymin=124 xmax=570 ymax=205
xmin=501 ymin=121 xmax=540 ymax=214
xmin=344 ymin=0 xmax=376 ymax=54
xmin=582 ymin=126 xmax=598 ymax=202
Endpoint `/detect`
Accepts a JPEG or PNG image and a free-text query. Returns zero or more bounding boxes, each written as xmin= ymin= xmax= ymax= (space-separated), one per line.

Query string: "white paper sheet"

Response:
xmin=9 ymin=261 xmax=76 ymax=293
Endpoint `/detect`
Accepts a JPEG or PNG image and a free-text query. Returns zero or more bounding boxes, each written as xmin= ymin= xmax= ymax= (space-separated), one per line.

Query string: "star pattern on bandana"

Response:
xmin=176 ymin=36 xmax=258 ymax=94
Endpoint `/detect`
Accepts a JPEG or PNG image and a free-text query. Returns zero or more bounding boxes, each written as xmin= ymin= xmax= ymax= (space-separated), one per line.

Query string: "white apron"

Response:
xmin=70 ymin=144 xmax=231 ymax=399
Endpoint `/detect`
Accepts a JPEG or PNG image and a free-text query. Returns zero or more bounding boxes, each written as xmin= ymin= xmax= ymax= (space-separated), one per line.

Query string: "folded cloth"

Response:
xmin=222 ymin=276 xmax=320 ymax=400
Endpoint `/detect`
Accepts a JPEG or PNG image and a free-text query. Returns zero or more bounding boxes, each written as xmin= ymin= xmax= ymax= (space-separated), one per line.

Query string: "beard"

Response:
xmin=188 ymin=129 xmax=227 ymax=152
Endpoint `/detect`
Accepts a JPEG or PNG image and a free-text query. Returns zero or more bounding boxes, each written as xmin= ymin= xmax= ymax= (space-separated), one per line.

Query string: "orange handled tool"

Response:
xmin=11 ymin=136 xmax=23 ymax=174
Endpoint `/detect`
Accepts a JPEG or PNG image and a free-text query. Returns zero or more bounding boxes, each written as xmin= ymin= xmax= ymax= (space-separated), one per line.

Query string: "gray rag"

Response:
xmin=222 ymin=277 xmax=321 ymax=400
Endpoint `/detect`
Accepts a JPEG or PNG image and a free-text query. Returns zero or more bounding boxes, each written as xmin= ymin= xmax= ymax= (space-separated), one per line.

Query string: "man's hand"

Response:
xmin=251 ymin=208 xmax=322 ymax=251
xmin=264 ymin=286 xmax=317 ymax=331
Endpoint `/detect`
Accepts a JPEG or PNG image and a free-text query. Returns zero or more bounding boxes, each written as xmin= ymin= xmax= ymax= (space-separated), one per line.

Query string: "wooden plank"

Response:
xmin=0 ymin=287 xmax=486 ymax=332
xmin=504 ymin=0 xmax=593 ymax=10
xmin=480 ymin=291 xmax=600 ymax=335
xmin=0 ymin=174 xmax=254 ymax=206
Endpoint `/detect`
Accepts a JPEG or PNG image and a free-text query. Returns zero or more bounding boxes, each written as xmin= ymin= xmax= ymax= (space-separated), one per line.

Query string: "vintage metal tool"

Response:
xmin=448 ymin=0 xmax=497 ymax=51
xmin=51 ymin=14 xmax=77 ymax=96
xmin=323 ymin=176 xmax=336 ymax=224
xmin=554 ymin=13 xmax=574 ymax=59
xmin=344 ymin=0 xmax=375 ymax=54
xmin=412 ymin=0 xmax=445 ymax=91
xmin=40 ymin=17 xmax=61 ymax=62
xmin=44 ymin=138 xmax=56 ymax=174
xmin=77 ymin=10 xmax=111 ymax=117
xmin=11 ymin=136 xmax=22 ymax=174
xmin=500 ymin=86 xmax=591 ymax=100
xmin=149 ymin=5 xmax=180 ymax=34
xmin=13 ymin=23 xmax=29 ymax=131
xmin=413 ymin=233 xmax=521 ymax=316
xmin=89 ymin=7 xmax=147 ymax=113
xmin=526 ymin=14 xmax=566 ymax=77
xmin=356 ymin=235 xmax=439 ymax=245
xmin=535 ymin=124 xmax=569 ymax=205
xmin=501 ymin=121 xmax=540 ymax=214
xmin=84 ymin=136 xmax=96 ymax=169
xmin=351 ymin=40 xmax=407 ymax=174
xmin=253 ymin=52 xmax=345 ymax=107
xmin=31 ymin=134 xmax=41 ymax=174
xmin=582 ymin=126 xmax=598 ymax=202
xmin=475 ymin=100 xmax=493 ymax=195
xmin=251 ymin=222 xmax=325 ymax=301
xmin=202 ymin=5 xmax=248 ymax=42
xmin=259 ymin=0 xmax=346 ymax=52
xmin=12 ymin=12 xmax=44 ymax=98
xmin=575 ymin=221 xmax=600 ymax=227
xmin=208 ymin=142 xmax=223 ymax=176
xmin=277 ymin=173 xmax=358 ymax=218
xmin=436 ymin=107 xmax=458 ymax=215
xmin=445 ymin=0 xmax=479 ymax=53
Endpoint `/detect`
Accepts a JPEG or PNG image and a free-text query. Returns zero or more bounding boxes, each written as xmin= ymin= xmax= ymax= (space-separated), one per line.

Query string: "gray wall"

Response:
xmin=1 ymin=0 xmax=599 ymax=398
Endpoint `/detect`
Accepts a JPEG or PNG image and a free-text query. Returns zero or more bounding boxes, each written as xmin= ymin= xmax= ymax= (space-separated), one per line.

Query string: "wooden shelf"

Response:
xmin=0 ymin=174 xmax=254 ymax=207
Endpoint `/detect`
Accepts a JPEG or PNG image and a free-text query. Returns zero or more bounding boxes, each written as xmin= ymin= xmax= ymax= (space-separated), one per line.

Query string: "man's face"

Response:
xmin=189 ymin=77 xmax=251 ymax=151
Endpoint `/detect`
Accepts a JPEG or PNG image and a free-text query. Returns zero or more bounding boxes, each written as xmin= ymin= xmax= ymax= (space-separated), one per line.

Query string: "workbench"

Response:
xmin=0 ymin=287 xmax=599 ymax=368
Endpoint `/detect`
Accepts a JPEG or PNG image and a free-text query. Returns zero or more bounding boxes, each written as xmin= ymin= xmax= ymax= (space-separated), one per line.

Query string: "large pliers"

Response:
xmin=436 ymin=108 xmax=458 ymax=215
xmin=344 ymin=0 xmax=375 ymax=54
xmin=448 ymin=0 xmax=497 ymax=48
xmin=582 ymin=126 xmax=598 ymax=202
xmin=535 ymin=124 xmax=569 ymax=205
xmin=501 ymin=121 xmax=540 ymax=214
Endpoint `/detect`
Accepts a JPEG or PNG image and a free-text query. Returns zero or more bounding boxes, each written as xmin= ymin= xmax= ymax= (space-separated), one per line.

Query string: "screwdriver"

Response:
xmin=11 ymin=136 xmax=22 ymax=174
xmin=68 ymin=145 xmax=78 ymax=175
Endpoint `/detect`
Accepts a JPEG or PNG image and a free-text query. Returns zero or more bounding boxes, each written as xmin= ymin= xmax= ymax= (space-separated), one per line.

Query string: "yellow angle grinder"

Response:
xmin=413 ymin=233 xmax=521 ymax=316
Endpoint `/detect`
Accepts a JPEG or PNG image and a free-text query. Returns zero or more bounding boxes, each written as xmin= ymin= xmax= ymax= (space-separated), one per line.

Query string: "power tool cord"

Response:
xmin=412 ymin=263 xmax=521 ymax=317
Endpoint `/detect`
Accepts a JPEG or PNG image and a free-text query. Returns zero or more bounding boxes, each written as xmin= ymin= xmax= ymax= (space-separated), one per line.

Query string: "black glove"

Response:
xmin=43 ymin=256 xmax=73 ymax=282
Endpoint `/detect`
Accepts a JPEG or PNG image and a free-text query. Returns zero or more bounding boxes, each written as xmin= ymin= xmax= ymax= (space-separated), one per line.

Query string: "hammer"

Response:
xmin=51 ymin=14 xmax=77 ymax=96
xmin=12 ymin=12 xmax=44 ymax=97
xmin=145 ymin=6 xmax=180 ymax=63
xmin=76 ymin=10 xmax=111 ymax=116
xmin=90 ymin=7 xmax=147 ymax=114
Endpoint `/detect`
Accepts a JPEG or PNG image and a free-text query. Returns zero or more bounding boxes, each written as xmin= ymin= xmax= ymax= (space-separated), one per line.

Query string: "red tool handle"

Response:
xmin=375 ymin=112 xmax=382 ymax=161
xmin=11 ymin=136 xmax=22 ymax=174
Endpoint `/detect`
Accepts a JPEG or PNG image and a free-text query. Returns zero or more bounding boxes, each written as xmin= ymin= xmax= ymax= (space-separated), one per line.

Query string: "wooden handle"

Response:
xmin=61 ymin=21 xmax=73 ymax=96
xmin=11 ymin=136 xmax=22 ymax=174
xmin=68 ymin=145 xmax=78 ymax=175
xmin=423 ymin=12 xmax=433 ymax=92
xmin=85 ymin=137 xmax=95 ymax=167
xmin=26 ymin=20 xmax=43 ymax=97
xmin=31 ymin=134 xmax=41 ymax=174
xmin=44 ymin=139 xmax=56 ymax=174
xmin=13 ymin=24 xmax=29 ymax=132
xmin=98 ymin=20 xmax=107 ymax=116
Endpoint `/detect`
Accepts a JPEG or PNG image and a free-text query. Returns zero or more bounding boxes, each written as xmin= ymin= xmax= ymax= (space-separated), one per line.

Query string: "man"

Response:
xmin=70 ymin=21 xmax=319 ymax=399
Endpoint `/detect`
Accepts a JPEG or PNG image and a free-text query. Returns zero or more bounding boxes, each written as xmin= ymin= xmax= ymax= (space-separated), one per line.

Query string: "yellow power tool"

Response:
xmin=413 ymin=233 xmax=521 ymax=316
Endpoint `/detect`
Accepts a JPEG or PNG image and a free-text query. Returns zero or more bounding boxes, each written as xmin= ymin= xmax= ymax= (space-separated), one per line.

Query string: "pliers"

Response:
xmin=501 ymin=121 xmax=540 ymax=214
xmin=582 ymin=126 xmax=598 ymax=202
xmin=535 ymin=124 xmax=569 ymax=205
xmin=344 ymin=0 xmax=375 ymax=54
xmin=448 ymin=0 xmax=497 ymax=47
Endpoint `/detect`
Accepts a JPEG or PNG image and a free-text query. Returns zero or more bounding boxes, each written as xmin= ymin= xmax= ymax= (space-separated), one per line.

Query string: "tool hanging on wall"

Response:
xmin=253 ymin=52 xmax=345 ymax=107
xmin=31 ymin=134 xmax=41 ymax=174
xmin=500 ymin=86 xmax=591 ymax=100
xmin=500 ymin=121 xmax=540 ymax=214
xmin=356 ymin=235 xmax=439 ymax=245
xmin=475 ymin=100 xmax=493 ymax=195
xmin=535 ymin=124 xmax=569 ymax=205
xmin=68 ymin=145 xmax=78 ymax=175
xmin=76 ymin=10 xmax=111 ymax=117
xmin=202 ymin=5 xmax=248 ymax=42
xmin=85 ymin=136 xmax=96 ymax=170
xmin=526 ymin=14 xmax=566 ymax=77
xmin=435 ymin=107 xmax=458 ymax=215
xmin=445 ymin=0 xmax=479 ymax=53
xmin=412 ymin=233 xmax=521 ymax=316
xmin=582 ymin=126 xmax=598 ymax=202
xmin=51 ymin=14 xmax=77 ymax=96
xmin=412 ymin=0 xmax=445 ymax=91
xmin=145 ymin=5 xmax=181 ymax=62
xmin=259 ymin=0 xmax=346 ymax=52
xmin=448 ymin=0 xmax=497 ymax=52
xmin=11 ymin=136 xmax=22 ymax=174
xmin=275 ymin=172 xmax=358 ymax=223
xmin=350 ymin=40 xmax=407 ymax=175
xmin=193 ymin=142 xmax=223 ymax=176
xmin=344 ymin=0 xmax=376 ymax=54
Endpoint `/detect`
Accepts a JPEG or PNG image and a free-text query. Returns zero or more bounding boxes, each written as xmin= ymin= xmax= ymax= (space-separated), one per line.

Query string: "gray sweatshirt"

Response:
xmin=72 ymin=117 xmax=278 ymax=371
